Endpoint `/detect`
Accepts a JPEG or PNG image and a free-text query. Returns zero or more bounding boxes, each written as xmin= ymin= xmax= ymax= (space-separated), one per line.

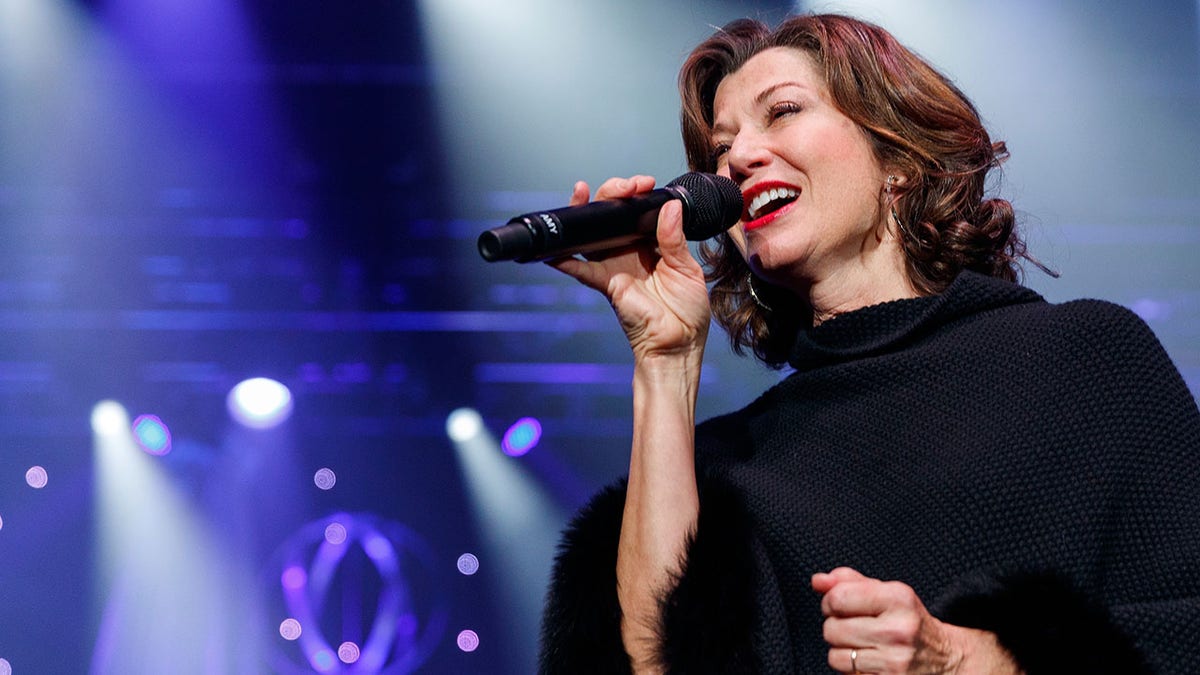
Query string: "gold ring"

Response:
xmin=850 ymin=648 xmax=859 ymax=674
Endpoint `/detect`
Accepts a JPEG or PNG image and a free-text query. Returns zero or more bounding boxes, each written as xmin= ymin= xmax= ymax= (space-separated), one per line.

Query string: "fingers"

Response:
xmin=594 ymin=174 xmax=656 ymax=202
xmin=829 ymin=647 xmax=874 ymax=674
xmin=568 ymin=180 xmax=590 ymax=207
xmin=812 ymin=566 xmax=867 ymax=593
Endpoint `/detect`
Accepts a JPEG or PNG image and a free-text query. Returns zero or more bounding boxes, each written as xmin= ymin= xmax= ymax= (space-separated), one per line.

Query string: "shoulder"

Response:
xmin=954 ymin=289 xmax=1170 ymax=363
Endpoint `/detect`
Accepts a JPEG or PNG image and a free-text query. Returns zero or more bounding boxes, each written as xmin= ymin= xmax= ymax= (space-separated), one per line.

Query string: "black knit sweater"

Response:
xmin=539 ymin=271 xmax=1200 ymax=674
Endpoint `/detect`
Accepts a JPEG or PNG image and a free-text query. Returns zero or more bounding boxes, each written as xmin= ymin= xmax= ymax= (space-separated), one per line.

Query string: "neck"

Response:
xmin=807 ymin=250 xmax=920 ymax=326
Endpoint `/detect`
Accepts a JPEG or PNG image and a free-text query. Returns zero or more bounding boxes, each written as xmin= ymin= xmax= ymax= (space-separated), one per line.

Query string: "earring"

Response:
xmin=746 ymin=272 xmax=773 ymax=312
xmin=885 ymin=175 xmax=909 ymax=240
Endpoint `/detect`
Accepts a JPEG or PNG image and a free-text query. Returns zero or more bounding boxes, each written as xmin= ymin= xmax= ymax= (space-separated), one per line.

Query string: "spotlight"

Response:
xmin=91 ymin=400 xmax=130 ymax=437
xmin=132 ymin=414 xmax=172 ymax=455
xmin=227 ymin=377 xmax=293 ymax=429
xmin=445 ymin=408 xmax=483 ymax=443
xmin=501 ymin=417 xmax=542 ymax=456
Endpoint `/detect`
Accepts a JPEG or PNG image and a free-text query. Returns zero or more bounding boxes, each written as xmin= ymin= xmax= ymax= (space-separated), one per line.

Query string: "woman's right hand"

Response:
xmin=546 ymin=175 xmax=712 ymax=363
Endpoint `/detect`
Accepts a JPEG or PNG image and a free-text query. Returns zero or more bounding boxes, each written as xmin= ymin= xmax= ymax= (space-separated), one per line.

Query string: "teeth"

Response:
xmin=748 ymin=187 xmax=800 ymax=220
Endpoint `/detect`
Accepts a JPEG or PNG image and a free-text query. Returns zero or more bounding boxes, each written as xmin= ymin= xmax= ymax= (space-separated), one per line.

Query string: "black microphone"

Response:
xmin=477 ymin=172 xmax=743 ymax=263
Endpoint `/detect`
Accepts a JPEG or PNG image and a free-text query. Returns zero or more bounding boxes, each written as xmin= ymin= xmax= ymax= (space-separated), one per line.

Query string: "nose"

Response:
xmin=724 ymin=131 xmax=771 ymax=185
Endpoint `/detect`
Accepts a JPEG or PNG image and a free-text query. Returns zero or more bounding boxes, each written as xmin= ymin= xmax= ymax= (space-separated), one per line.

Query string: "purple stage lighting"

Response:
xmin=132 ymin=414 xmax=172 ymax=455
xmin=281 ymin=566 xmax=307 ymax=591
xmin=501 ymin=417 xmax=542 ymax=456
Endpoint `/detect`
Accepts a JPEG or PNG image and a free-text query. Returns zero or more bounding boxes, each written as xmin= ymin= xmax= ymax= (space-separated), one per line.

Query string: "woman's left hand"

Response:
xmin=812 ymin=567 xmax=1020 ymax=675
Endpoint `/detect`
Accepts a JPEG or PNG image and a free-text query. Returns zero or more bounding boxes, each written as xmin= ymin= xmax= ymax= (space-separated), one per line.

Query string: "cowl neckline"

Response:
xmin=787 ymin=271 xmax=1043 ymax=371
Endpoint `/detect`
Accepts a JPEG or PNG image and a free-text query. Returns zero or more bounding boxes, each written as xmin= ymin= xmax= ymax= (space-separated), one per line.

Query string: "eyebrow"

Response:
xmin=712 ymin=80 xmax=812 ymax=135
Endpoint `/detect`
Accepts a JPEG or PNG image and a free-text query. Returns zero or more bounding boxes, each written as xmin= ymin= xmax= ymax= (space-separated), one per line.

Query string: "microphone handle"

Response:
xmin=478 ymin=187 xmax=680 ymax=263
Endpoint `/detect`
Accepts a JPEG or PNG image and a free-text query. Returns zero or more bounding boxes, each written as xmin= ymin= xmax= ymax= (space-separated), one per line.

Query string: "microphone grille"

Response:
xmin=666 ymin=172 xmax=743 ymax=241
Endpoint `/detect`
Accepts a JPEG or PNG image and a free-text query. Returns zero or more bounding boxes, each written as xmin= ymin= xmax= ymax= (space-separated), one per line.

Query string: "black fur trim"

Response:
xmin=935 ymin=570 xmax=1151 ymax=674
xmin=657 ymin=477 xmax=758 ymax=674
xmin=538 ymin=481 xmax=632 ymax=674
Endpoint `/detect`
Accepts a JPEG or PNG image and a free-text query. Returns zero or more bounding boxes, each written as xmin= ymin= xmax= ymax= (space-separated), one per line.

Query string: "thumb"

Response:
xmin=655 ymin=200 xmax=691 ymax=266
xmin=812 ymin=567 xmax=868 ymax=593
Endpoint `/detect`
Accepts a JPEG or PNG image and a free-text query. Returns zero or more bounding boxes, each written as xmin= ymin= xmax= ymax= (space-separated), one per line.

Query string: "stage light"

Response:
xmin=132 ymin=414 xmax=172 ymax=455
xmin=446 ymin=408 xmax=483 ymax=442
xmin=324 ymin=522 xmax=347 ymax=545
xmin=279 ymin=619 xmax=303 ymax=641
xmin=227 ymin=377 xmax=293 ymax=429
xmin=313 ymin=467 xmax=337 ymax=490
xmin=25 ymin=465 xmax=48 ymax=489
xmin=337 ymin=642 xmax=361 ymax=664
xmin=312 ymin=649 xmax=336 ymax=672
xmin=501 ymin=417 xmax=542 ymax=456
xmin=281 ymin=566 xmax=307 ymax=591
xmin=456 ymin=553 xmax=479 ymax=576
xmin=456 ymin=630 xmax=480 ymax=653
xmin=91 ymin=400 xmax=130 ymax=437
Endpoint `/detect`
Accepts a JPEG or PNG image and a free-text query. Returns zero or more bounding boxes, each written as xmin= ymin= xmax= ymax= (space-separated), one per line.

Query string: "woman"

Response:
xmin=538 ymin=14 xmax=1200 ymax=674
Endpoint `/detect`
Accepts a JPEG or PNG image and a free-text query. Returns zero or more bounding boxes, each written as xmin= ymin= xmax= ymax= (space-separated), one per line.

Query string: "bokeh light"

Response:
xmin=501 ymin=417 xmax=542 ymax=456
xmin=227 ymin=377 xmax=293 ymax=429
xmin=132 ymin=414 xmax=172 ymax=455
xmin=456 ymin=553 xmax=479 ymax=576
xmin=337 ymin=641 xmax=361 ymax=664
xmin=281 ymin=566 xmax=307 ymax=591
xmin=0 ymin=657 xmax=10 ymax=675
xmin=324 ymin=522 xmax=347 ymax=545
xmin=25 ymin=465 xmax=48 ymax=489
xmin=312 ymin=648 xmax=336 ymax=672
xmin=279 ymin=618 xmax=302 ymax=641
xmin=313 ymin=467 xmax=337 ymax=490
xmin=456 ymin=629 xmax=480 ymax=653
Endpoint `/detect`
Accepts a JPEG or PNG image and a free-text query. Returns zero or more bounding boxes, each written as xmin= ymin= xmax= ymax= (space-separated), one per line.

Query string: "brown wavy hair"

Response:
xmin=680 ymin=14 xmax=1031 ymax=367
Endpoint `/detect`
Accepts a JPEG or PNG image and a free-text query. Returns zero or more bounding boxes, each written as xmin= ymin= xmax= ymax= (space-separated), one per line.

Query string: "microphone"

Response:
xmin=477 ymin=172 xmax=743 ymax=263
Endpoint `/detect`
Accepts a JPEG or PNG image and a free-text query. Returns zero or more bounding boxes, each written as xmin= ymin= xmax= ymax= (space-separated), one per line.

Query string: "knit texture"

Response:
xmin=539 ymin=271 xmax=1200 ymax=674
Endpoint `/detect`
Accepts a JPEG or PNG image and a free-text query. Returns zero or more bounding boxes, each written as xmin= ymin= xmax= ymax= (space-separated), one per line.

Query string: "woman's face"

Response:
xmin=712 ymin=47 xmax=895 ymax=294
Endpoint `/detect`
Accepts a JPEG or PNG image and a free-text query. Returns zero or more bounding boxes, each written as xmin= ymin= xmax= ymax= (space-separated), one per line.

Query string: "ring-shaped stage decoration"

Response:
xmin=267 ymin=512 xmax=449 ymax=673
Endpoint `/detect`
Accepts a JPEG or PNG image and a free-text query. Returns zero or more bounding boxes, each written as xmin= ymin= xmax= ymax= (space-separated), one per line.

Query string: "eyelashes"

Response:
xmin=708 ymin=100 xmax=802 ymax=166
xmin=709 ymin=142 xmax=731 ymax=166
xmin=768 ymin=101 xmax=802 ymax=119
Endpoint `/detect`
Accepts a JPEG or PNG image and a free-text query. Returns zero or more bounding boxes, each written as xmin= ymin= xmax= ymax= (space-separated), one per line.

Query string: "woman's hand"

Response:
xmin=812 ymin=567 xmax=1021 ymax=675
xmin=546 ymin=175 xmax=711 ymax=363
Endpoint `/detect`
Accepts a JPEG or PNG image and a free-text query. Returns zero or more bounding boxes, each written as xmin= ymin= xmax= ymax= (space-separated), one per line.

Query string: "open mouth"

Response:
xmin=746 ymin=186 xmax=800 ymax=221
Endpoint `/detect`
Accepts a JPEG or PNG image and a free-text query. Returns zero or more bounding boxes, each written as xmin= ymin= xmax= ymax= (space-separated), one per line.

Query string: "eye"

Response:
xmin=768 ymin=101 xmax=801 ymax=121
xmin=709 ymin=142 xmax=731 ymax=166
